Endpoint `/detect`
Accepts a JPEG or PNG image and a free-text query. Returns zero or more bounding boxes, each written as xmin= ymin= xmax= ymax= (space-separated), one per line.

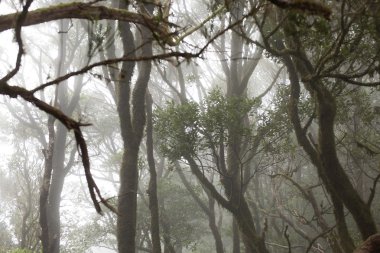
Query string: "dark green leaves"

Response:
xmin=154 ymin=101 xmax=200 ymax=160
xmin=154 ymin=89 xmax=259 ymax=160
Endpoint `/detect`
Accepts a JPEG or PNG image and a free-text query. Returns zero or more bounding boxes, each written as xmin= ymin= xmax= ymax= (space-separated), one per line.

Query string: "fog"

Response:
xmin=0 ymin=1 xmax=379 ymax=253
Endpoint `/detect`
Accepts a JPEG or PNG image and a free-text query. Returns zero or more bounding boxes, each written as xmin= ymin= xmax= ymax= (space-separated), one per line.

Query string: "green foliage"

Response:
xmin=7 ymin=249 xmax=35 ymax=253
xmin=62 ymin=214 xmax=116 ymax=253
xmin=154 ymin=101 xmax=200 ymax=160
xmin=154 ymin=89 xmax=260 ymax=160
xmin=158 ymin=179 xmax=206 ymax=249
xmin=201 ymin=89 xmax=259 ymax=142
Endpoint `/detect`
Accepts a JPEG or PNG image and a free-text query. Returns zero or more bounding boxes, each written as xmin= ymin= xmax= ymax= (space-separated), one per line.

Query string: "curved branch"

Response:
xmin=322 ymin=73 xmax=380 ymax=87
xmin=30 ymin=51 xmax=196 ymax=94
xmin=0 ymin=2 xmax=170 ymax=38
xmin=184 ymin=155 xmax=234 ymax=213
xmin=367 ymin=173 xmax=380 ymax=207
xmin=0 ymin=0 xmax=33 ymax=83
xmin=0 ymin=83 xmax=115 ymax=214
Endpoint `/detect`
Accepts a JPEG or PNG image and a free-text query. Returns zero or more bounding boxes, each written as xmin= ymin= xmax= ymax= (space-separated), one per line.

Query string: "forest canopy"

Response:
xmin=0 ymin=0 xmax=379 ymax=253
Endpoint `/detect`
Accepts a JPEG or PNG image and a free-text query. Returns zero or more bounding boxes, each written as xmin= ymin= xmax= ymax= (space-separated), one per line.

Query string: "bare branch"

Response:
xmin=284 ymin=225 xmax=292 ymax=253
xmin=305 ymin=226 xmax=336 ymax=253
xmin=367 ymin=173 xmax=380 ymax=207
xmin=321 ymin=73 xmax=380 ymax=87
xmin=0 ymin=83 xmax=115 ymax=214
xmin=30 ymin=51 xmax=197 ymax=93
xmin=0 ymin=0 xmax=33 ymax=84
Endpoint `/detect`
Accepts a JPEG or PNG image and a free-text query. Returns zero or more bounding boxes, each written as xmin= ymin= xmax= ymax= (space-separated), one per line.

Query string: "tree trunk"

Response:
xmin=177 ymin=166 xmax=225 ymax=253
xmin=45 ymin=19 xmax=69 ymax=253
xmin=232 ymin=219 xmax=240 ymax=253
xmin=39 ymin=114 xmax=54 ymax=253
xmin=315 ymin=84 xmax=377 ymax=239
xmin=281 ymin=44 xmax=377 ymax=241
xmin=116 ymin=1 xmax=154 ymax=252
xmin=47 ymin=122 xmax=68 ymax=253
xmin=354 ymin=234 xmax=380 ymax=253
xmin=207 ymin=193 xmax=225 ymax=253
xmin=146 ymin=91 xmax=162 ymax=253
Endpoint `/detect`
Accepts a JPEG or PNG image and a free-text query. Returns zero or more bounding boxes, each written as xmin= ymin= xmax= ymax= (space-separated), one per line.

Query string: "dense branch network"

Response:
xmin=0 ymin=0 xmax=245 ymax=215
xmin=1 ymin=0 xmax=374 ymax=218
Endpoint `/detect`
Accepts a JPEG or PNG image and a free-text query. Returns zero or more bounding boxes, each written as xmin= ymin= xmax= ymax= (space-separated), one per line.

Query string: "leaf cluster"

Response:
xmin=154 ymin=89 xmax=260 ymax=161
xmin=154 ymin=101 xmax=200 ymax=160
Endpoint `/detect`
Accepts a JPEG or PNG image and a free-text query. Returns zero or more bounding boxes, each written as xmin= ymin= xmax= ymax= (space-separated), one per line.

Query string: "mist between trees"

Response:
xmin=0 ymin=0 xmax=379 ymax=253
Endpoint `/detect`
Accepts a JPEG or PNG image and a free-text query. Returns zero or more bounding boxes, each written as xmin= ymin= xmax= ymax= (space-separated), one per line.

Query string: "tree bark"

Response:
xmin=116 ymin=2 xmax=154 ymax=252
xmin=232 ymin=219 xmax=240 ymax=253
xmin=283 ymin=52 xmax=357 ymax=250
xmin=46 ymin=19 xmax=69 ymax=253
xmin=39 ymin=114 xmax=55 ymax=253
xmin=146 ymin=91 xmax=162 ymax=253
xmin=0 ymin=2 xmax=169 ymax=36
xmin=354 ymin=234 xmax=380 ymax=253
xmin=281 ymin=42 xmax=377 ymax=240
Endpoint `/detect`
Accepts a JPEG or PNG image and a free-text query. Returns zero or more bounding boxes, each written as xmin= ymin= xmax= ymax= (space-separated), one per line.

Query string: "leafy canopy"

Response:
xmin=154 ymin=89 xmax=260 ymax=160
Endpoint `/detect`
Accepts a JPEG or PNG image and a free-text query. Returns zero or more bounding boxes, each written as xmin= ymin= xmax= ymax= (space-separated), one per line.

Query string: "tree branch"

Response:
xmin=267 ymin=0 xmax=331 ymax=19
xmin=0 ymin=0 xmax=33 ymax=84
xmin=184 ymin=155 xmax=235 ymax=213
xmin=0 ymin=2 xmax=172 ymax=40
xmin=0 ymin=83 xmax=115 ymax=214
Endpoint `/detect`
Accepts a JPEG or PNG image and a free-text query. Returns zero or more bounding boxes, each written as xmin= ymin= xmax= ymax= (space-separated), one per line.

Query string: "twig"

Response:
xmin=367 ymin=173 xmax=380 ymax=207
xmin=305 ymin=226 xmax=335 ymax=253
xmin=31 ymin=6 xmax=261 ymax=94
xmin=284 ymin=225 xmax=292 ymax=253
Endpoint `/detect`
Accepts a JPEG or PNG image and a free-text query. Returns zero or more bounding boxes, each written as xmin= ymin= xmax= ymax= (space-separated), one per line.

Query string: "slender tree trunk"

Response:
xmin=315 ymin=84 xmax=377 ymax=238
xmin=118 ymin=146 xmax=140 ymax=253
xmin=282 ymin=48 xmax=376 ymax=242
xmin=39 ymin=115 xmax=55 ymax=253
xmin=146 ymin=91 xmax=162 ymax=253
xmin=116 ymin=1 xmax=137 ymax=250
xmin=232 ymin=219 xmax=240 ymax=253
xmin=177 ymin=166 xmax=225 ymax=253
xmin=39 ymin=18 xmax=85 ymax=252
xmin=48 ymin=122 xmax=68 ymax=253
xmin=207 ymin=193 xmax=225 ymax=253
xmin=45 ymin=19 xmax=69 ymax=253
xmin=116 ymin=2 xmax=154 ymax=252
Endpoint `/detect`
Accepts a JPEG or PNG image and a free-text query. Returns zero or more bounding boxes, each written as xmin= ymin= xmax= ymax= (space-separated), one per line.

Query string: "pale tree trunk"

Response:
xmin=40 ymin=18 xmax=85 ymax=253
xmin=40 ymin=113 xmax=55 ymax=253
xmin=45 ymin=19 xmax=69 ymax=253
xmin=224 ymin=1 xmax=267 ymax=252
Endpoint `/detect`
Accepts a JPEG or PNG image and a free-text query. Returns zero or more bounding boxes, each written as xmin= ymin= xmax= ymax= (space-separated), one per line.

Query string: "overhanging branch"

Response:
xmin=0 ymin=2 xmax=173 ymax=41
xmin=0 ymin=83 xmax=115 ymax=214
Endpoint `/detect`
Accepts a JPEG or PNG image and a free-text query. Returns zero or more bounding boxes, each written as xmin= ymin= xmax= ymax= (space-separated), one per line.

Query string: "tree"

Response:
xmin=0 ymin=0 xmax=379 ymax=252
xmin=254 ymin=0 xmax=379 ymax=249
